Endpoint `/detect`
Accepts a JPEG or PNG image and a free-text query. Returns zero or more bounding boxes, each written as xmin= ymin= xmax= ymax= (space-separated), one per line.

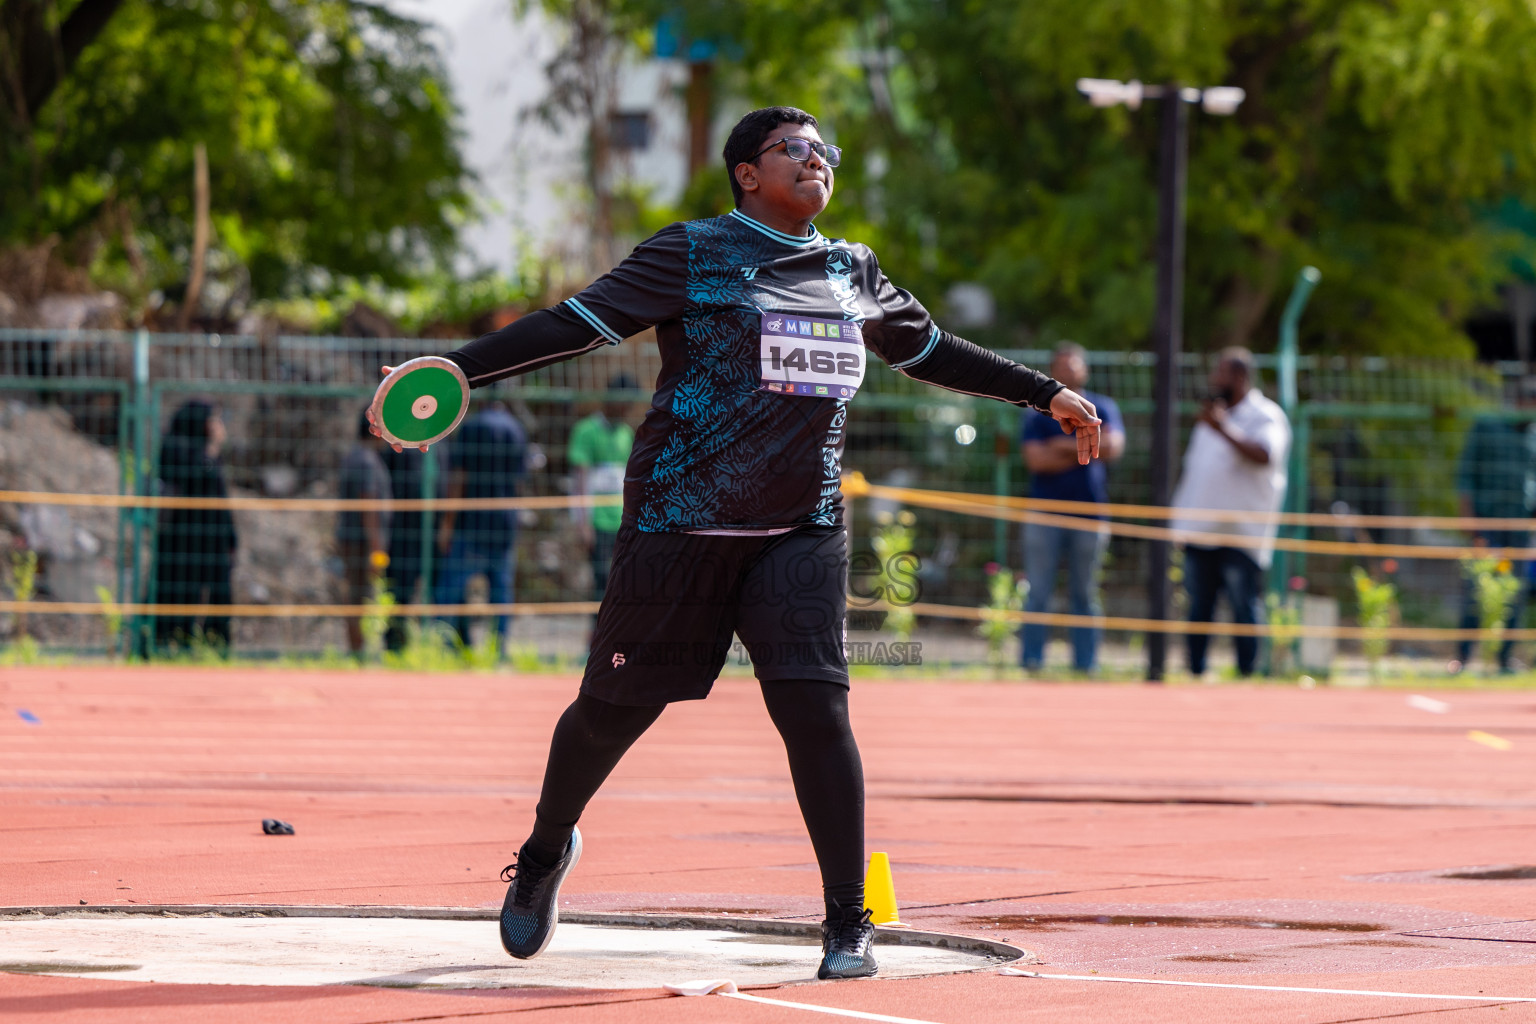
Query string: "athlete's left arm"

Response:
xmin=861 ymin=260 xmax=1101 ymax=463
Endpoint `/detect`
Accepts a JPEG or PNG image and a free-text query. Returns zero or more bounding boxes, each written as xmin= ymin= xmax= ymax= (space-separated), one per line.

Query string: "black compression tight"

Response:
xmin=525 ymin=682 xmax=866 ymax=915
xmin=526 ymin=694 xmax=664 ymax=862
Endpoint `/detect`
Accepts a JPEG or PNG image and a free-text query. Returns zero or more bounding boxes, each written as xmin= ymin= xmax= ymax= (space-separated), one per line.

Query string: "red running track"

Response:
xmin=3 ymin=665 xmax=1536 ymax=1022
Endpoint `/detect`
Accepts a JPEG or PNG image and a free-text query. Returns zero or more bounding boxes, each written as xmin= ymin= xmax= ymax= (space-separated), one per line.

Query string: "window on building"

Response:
xmin=609 ymin=111 xmax=652 ymax=152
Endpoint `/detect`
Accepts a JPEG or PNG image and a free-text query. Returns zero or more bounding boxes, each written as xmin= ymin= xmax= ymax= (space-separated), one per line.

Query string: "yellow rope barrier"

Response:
xmin=0 ymin=600 xmax=598 ymax=618
xmin=0 ymin=597 xmax=1516 ymax=642
xmin=850 ymin=480 xmax=1536 ymax=561
xmin=0 ymin=478 xmax=1528 ymax=545
xmin=0 ymin=489 xmax=621 ymax=512
xmin=2 ymin=485 xmax=1522 ymax=558
xmin=842 ymin=474 xmax=1536 ymax=532
xmin=0 ymin=475 xmax=1525 ymax=532
xmin=899 ymin=602 xmax=1515 ymax=641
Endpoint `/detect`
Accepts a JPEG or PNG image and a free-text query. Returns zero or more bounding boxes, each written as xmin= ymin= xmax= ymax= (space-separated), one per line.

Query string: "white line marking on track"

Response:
xmin=722 ymin=992 xmax=947 ymax=1023
xmin=1002 ymin=968 xmax=1536 ymax=1002
xmin=665 ymin=980 xmax=947 ymax=1023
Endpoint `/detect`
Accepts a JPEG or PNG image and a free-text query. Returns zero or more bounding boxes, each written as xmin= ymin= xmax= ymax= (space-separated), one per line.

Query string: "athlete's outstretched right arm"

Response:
xmin=860 ymin=255 xmax=1101 ymax=463
xmin=445 ymin=223 xmax=689 ymax=388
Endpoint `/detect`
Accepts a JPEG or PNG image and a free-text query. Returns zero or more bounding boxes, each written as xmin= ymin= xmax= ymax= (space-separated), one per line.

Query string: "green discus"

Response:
xmin=372 ymin=356 xmax=470 ymax=447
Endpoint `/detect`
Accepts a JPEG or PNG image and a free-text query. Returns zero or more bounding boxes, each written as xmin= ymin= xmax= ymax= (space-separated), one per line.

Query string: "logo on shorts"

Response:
xmin=612 ymin=652 xmax=626 ymax=668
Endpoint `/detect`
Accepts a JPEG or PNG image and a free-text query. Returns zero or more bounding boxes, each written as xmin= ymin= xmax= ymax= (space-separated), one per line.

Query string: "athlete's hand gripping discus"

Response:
xmin=370 ymin=356 xmax=470 ymax=449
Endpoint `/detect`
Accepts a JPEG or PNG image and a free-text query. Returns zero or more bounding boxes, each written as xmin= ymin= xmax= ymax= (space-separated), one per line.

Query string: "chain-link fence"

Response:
xmin=0 ymin=327 xmax=1526 ymax=669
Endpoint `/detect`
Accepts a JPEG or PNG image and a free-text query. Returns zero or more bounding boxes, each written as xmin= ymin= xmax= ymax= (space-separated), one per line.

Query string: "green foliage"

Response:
xmin=94 ymin=584 xmax=124 ymax=659
xmin=869 ymin=509 xmax=917 ymax=640
xmin=154 ymin=627 xmax=231 ymax=664
xmin=978 ymin=563 xmax=1027 ymax=673
xmin=1463 ymin=555 xmax=1522 ymax=670
xmin=3 ymin=549 xmax=42 ymax=664
xmin=1350 ymin=565 xmax=1397 ymax=675
xmin=9 ymin=548 xmax=38 ymax=603
xmin=378 ymin=618 xmax=514 ymax=672
xmin=639 ymin=0 xmax=1536 ymax=355
xmin=358 ymin=574 xmax=394 ymax=661
xmin=4 ymin=0 xmax=473 ymax=300
xmin=260 ymin=268 xmax=538 ymax=334
xmin=1264 ymin=591 xmax=1300 ymax=678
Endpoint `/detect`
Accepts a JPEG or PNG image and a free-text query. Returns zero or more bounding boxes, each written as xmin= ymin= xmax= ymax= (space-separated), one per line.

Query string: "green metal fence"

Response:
xmin=0 ymin=327 xmax=1524 ymax=666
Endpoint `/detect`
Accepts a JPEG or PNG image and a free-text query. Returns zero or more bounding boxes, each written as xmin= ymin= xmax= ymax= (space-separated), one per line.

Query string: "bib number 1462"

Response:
xmin=767 ymin=346 xmax=861 ymax=377
xmin=759 ymin=313 xmax=865 ymax=398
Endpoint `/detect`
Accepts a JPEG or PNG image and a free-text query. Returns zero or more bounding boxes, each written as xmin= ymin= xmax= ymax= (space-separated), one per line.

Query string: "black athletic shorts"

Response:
xmin=581 ymin=524 xmax=848 ymax=705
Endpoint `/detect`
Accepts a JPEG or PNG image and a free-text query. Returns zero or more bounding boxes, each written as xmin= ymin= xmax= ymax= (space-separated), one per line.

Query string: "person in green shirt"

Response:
xmin=569 ymin=375 xmax=637 ymax=599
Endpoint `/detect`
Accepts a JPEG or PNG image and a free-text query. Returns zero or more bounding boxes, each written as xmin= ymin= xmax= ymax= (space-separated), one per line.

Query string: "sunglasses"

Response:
xmin=748 ymin=136 xmax=842 ymax=168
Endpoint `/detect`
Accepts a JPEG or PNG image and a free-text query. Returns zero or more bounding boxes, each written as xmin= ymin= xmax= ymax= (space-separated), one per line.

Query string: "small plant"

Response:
xmin=1264 ymin=575 xmax=1310 ymax=679
xmin=978 ymin=562 xmax=1028 ymax=673
xmin=1351 ymin=566 xmax=1398 ymax=677
xmin=1265 ymin=592 xmax=1300 ymax=678
xmin=505 ymin=642 xmax=542 ymax=673
xmin=95 ymin=585 xmax=124 ymax=659
xmin=870 ymin=510 xmax=918 ymax=641
xmin=383 ymin=619 xmax=477 ymax=671
xmin=160 ymin=628 xmax=230 ymax=664
xmin=10 ymin=548 xmax=37 ymax=602
xmin=1463 ymin=556 xmax=1522 ymax=670
xmin=3 ymin=549 xmax=41 ymax=664
xmin=359 ymin=576 xmax=395 ymax=661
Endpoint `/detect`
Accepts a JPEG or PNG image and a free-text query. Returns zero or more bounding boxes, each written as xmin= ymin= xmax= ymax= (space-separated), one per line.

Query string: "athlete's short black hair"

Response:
xmin=722 ymin=106 xmax=819 ymax=206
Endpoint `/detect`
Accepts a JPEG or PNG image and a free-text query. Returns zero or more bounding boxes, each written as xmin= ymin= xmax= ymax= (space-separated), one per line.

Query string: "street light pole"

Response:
xmin=1145 ymin=85 xmax=1187 ymax=683
xmin=1075 ymin=78 xmax=1244 ymax=682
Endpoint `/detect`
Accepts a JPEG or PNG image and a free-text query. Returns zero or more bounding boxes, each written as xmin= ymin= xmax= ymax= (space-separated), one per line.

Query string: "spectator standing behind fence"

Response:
xmin=433 ymin=399 xmax=528 ymax=652
xmin=381 ymin=443 xmax=445 ymax=653
xmin=1019 ymin=343 xmax=1125 ymax=673
xmin=1448 ymin=411 xmax=1536 ymax=673
xmin=337 ymin=409 xmax=392 ymax=657
xmin=569 ymin=375 xmax=637 ymax=601
xmin=152 ymin=400 xmax=237 ymax=655
xmin=1171 ymin=348 xmax=1291 ymax=678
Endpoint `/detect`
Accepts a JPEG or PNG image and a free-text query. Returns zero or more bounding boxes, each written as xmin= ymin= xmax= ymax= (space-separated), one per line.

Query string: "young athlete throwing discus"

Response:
xmin=370 ymin=106 xmax=1101 ymax=979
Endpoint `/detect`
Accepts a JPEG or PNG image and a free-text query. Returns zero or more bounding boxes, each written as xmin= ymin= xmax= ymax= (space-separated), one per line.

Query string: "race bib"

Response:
xmin=759 ymin=314 xmax=865 ymax=399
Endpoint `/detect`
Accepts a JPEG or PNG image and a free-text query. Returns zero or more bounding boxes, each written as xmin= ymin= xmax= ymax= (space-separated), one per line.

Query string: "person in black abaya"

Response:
xmin=153 ymin=400 xmax=237 ymax=654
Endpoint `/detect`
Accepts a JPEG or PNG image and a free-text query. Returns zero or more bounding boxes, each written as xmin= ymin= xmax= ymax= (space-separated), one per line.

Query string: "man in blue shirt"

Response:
xmin=1019 ymin=343 xmax=1125 ymax=672
xmin=433 ymin=400 xmax=528 ymax=650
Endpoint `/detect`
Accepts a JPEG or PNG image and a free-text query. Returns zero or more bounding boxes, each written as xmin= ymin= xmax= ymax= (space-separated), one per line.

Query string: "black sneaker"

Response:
xmin=818 ymin=905 xmax=878 ymax=979
xmin=498 ymin=826 xmax=582 ymax=959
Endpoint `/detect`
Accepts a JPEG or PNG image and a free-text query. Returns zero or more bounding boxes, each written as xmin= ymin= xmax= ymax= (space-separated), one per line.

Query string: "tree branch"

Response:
xmin=12 ymin=0 xmax=126 ymax=121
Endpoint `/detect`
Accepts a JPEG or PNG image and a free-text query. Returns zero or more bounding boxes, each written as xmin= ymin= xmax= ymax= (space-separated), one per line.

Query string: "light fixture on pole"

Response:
xmin=1075 ymin=77 xmax=1245 ymax=683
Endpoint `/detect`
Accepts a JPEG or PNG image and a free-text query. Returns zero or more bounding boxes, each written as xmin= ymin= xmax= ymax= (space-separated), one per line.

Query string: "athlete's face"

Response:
xmin=737 ymin=122 xmax=834 ymax=222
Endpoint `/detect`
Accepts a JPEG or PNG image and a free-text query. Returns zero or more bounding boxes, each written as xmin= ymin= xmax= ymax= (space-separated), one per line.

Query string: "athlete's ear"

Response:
xmin=734 ymin=161 xmax=760 ymax=196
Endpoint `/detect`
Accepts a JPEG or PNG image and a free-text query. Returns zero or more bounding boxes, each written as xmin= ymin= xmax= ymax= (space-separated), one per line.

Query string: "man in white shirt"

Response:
xmin=1170 ymin=348 xmax=1291 ymax=677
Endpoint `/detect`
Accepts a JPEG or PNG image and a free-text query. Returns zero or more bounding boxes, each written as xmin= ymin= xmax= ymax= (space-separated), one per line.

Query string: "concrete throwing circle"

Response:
xmin=0 ymin=907 xmax=1025 ymax=990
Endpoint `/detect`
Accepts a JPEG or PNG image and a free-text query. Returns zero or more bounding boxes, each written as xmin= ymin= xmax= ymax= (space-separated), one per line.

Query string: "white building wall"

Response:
xmin=389 ymin=0 xmax=697 ymax=280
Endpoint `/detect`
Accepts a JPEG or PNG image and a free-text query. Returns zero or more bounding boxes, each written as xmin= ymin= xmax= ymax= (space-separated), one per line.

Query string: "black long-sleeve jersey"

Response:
xmin=447 ymin=210 xmax=1064 ymax=533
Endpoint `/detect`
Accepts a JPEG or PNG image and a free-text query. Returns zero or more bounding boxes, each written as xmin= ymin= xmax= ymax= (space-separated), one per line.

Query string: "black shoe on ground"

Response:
xmin=818 ymin=905 xmax=878 ymax=979
xmin=498 ymin=826 xmax=582 ymax=959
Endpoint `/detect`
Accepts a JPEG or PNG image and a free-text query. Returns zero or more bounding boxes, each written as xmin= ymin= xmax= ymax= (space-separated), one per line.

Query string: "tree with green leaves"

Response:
xmin=610 ymin=0 xmax=1536 ymax=356
xmin=1 ymin=0 xmax=473 ymax=308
